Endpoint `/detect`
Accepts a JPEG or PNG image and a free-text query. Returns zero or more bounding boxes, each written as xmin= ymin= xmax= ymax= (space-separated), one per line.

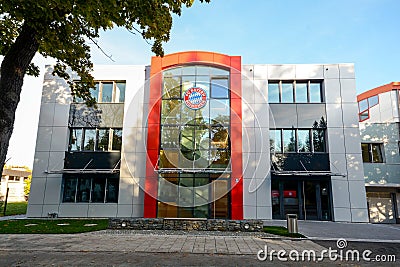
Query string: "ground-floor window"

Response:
xmin=157 ymin=173 xmax=230 ymax=219
xmin=62 ymin=175 xmax=119 ymax=203
xmin=271 ymin=177 xmax=331 ymax=221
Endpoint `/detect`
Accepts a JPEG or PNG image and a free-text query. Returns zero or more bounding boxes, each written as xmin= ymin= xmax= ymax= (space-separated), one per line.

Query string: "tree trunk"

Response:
xmin=0 ymin=23 xmax=40 ymax=176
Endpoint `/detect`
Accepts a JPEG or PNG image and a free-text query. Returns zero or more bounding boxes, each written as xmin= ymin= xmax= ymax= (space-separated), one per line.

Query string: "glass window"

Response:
xmin=209 ymin=150 xmax=230 ymax=169
xmin=91 ymin=178 xmax=106 ymax=203
xmin=116 ymin=82 xmax=126 ymax=103
xmin=161 ymin=100 xmax=181 ymax=125
xmin=106 ymin=178 xmax=119 ymax=203
xmin=309 ymin=83 xmax=322 ymax=103
xmin=161 ymin=126 xmax=180 ymax=149
xmin=62 ymin=177 xmax=77 ymax=202
xmin=70 ymin=128 xmax=83 ymax=151
xmin=89 ymin=83 xmax=99 ymax=102
xmin=211 ymin=78 xmax=229 ymax=98
xmin=97 ymin=129 xmax=109 ymax=151
xmin=371 ymin=144 xmax=384 ymax=163
xmin=368 ymin=95 xmax=378 ymax=107
xmin=210 ymin=67 xmax=229 ymax=76
xmin=295 ymin=83 xmax=308 ymax=103
xmin=101 ymin=82 xmax=113 ymax=102
xmin=270 ymin=129 xmax=282 ymax=153
xmin=268 ymin=83 xmax=280 ymax=103
xmin=312 ymin=129 xmax=326 ymax=152
xmin=158 ymin=175 xmax=179 ymax=203
xmin=281 ymin=82 xmax=294 ymax=103
xmin=159 ymin=149 xmax=180 ymax=169
xmin=283 ymin=129 xmax=296 ymax=152
xmin=179 ymin=175 xmax=194 ymax=207
xmin=361 ymin=143 xmax=370 ymax=162
xmin=182 ymin=66 xmax=196 ymax=75
xmin=76 ymin=178 xmax=91 ymax=202
xmin=83 ymin=129 xmax=96 ymax=151
xmin=210 ymin=99 xmax=230 ymax=125
xmin=358 ymin=99 xmax=368 ymax=112
xmin=211 ymin=127 xmax=230 ymax=149
xmin=112 ymin=129 xmax=122 ymax=151
xmin=182 ymin=76 xmax=196 ymax=93
xmin=196 ymin=66 xmax=210 ymax=75
xmin=297 ymin=130 xmax=311 ymax=152
xmin=359 ymin=110 xmax=369 ymax=121
xmin=163 ymin=77 xmax=181 ymax=99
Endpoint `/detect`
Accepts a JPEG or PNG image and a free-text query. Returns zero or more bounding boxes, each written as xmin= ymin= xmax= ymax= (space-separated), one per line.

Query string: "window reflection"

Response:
xmin=281 ymin=83 xmax=294 ymax=103
xmin=211 ymin=78 xmax=229 ymax=98
xmin=312 ymin=129 xmax=326 ymax=152
xmin=295 ymin=83 xmax=308 ymax=103
xmin=297 ymin=130 xmax=311 ymax=152
xmin=70 ymin=129 xmax=83 ymax=151
xmin=283 ymin=129 xmax=296 ymax=152
xmin=211 ymin=127 xmax=230 ymax=149
xmin=101 ymin=82 xmax=113 ymax=102
xmin=309 ymin=83 xmax=322 ymax=102
xmin=163 ymin=77 xmax=181 ymax=99
xmin=83 ymin=129 xmax=96 ymax=151
xmin=268 ymin=83 xmax=280 ymax=103
xmin=268 ymin=81 xmax=323 ymax=103
xmin=270 ymin=129 xmax=282 ymax=153
xmin=210 ymin=100 xmax=230 ymax=125
xmin=97 ymin=129 xmax=109 ymax=151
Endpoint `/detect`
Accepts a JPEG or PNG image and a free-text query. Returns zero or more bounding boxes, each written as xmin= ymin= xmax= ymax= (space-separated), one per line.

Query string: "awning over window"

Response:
xmin=156 ymin=168 xmax=231 ymax=174
xmin=271 ymin=170 xmax=346 ymax=177
xmin=45 ymin=168 xmax=119 ymax=174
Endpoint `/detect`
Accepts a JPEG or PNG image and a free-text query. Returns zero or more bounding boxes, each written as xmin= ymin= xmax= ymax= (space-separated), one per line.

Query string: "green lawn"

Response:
xmin=0 ymin=219 xmax=109 ymax=234
xmin=0 ymin=201 xmax=28 ymax=216
xmin=263 ymin=226 xmax=305 ymax=238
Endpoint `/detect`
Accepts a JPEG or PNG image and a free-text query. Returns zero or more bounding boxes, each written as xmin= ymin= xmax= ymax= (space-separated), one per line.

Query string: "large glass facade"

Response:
xmin=157 ymin=65 xmax=231 ymax=218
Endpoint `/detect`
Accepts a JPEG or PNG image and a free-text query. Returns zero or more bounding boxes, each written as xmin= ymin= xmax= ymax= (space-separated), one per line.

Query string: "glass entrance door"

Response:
xmin=302 ymin=181 xmax=318 ymax=220
xmin=271 ymin=178 xmax=332 ymax=221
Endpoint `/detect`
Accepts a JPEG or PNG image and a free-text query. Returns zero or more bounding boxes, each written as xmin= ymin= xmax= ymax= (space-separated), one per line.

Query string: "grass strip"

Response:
xmin=0 ymin=219 xmax=108 ymax=234
xmin=263 ymin=226 xmax=305 ymax=238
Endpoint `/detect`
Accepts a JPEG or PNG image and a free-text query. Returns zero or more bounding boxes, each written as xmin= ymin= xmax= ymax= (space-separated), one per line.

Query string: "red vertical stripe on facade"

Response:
xmin=144 ymin=51 xmax=243 ymax=219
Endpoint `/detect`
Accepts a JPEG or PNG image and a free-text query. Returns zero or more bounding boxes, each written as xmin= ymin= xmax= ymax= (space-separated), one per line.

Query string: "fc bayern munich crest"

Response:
xmin=184 ymin=87 xmax=207 ymax=110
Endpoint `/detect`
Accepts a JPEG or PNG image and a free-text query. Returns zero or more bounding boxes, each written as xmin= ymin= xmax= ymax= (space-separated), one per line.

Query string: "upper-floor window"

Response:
xmin=358 ymin=95 xmax=379 ymax=122
xmin=268 ymin=81 xmax=323 ymax=103
xmin=74 ymin=81 xmax=126 ymax=103
xmin=69 ymin=127 xmax=122 ymax=151
xmin=361 ymin=143 xmax=384 ymax=163
xmin=270 ymin=128 xmax=326 ymax=153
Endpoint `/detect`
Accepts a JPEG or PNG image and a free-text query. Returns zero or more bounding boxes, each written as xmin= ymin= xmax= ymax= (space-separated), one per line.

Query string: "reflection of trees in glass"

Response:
xmin=163 ymin=77 xmax=181 ymax=99
xmin=283 ymin=129 xmax=296 ymax=152
xmin=97 ymin=129 xmax=109 ymax=151
xmin=312 ymin=117 xmax=326 ymax=152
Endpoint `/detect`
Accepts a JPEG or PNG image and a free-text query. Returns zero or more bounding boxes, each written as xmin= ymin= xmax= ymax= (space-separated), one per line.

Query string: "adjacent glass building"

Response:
xmin=28 ymin=51 xmax=369 ymax=222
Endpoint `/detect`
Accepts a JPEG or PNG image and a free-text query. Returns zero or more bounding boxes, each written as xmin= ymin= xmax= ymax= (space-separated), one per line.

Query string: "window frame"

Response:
xmin=268 ymin=80 xmax=323 ymax=104
xmin=62 ymin=176 xmax=119 ymax=203
xmin=69 ymin=127 xmax=123 ymax=152
xmin=73 ymin=81 xmax=126 ymax=103
xmin=361 ymin=143 xmax=384 ymax=163
xmin=270 ymin=128 xmax=326 ymax=153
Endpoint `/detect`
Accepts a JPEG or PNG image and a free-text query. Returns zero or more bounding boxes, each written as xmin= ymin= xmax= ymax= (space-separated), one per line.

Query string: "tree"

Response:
xmin=24 ymin=175 xmax=32 ymax=198
xmin=0 ymin=0 xmax=210 ymax=176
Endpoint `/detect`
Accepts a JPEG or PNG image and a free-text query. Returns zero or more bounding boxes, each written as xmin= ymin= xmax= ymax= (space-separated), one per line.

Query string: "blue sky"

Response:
xmin=5 ymin=0 xmax=400 ymax=167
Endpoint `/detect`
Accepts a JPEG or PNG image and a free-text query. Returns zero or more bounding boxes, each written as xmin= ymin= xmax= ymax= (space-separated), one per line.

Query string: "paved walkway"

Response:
xmin=0 ymin=231 xmax=325 ymax=256
xmin=265 ymin=220 xmax=400 ymax=242
xmin=0 ymin=214 xmax=26 ymax=221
